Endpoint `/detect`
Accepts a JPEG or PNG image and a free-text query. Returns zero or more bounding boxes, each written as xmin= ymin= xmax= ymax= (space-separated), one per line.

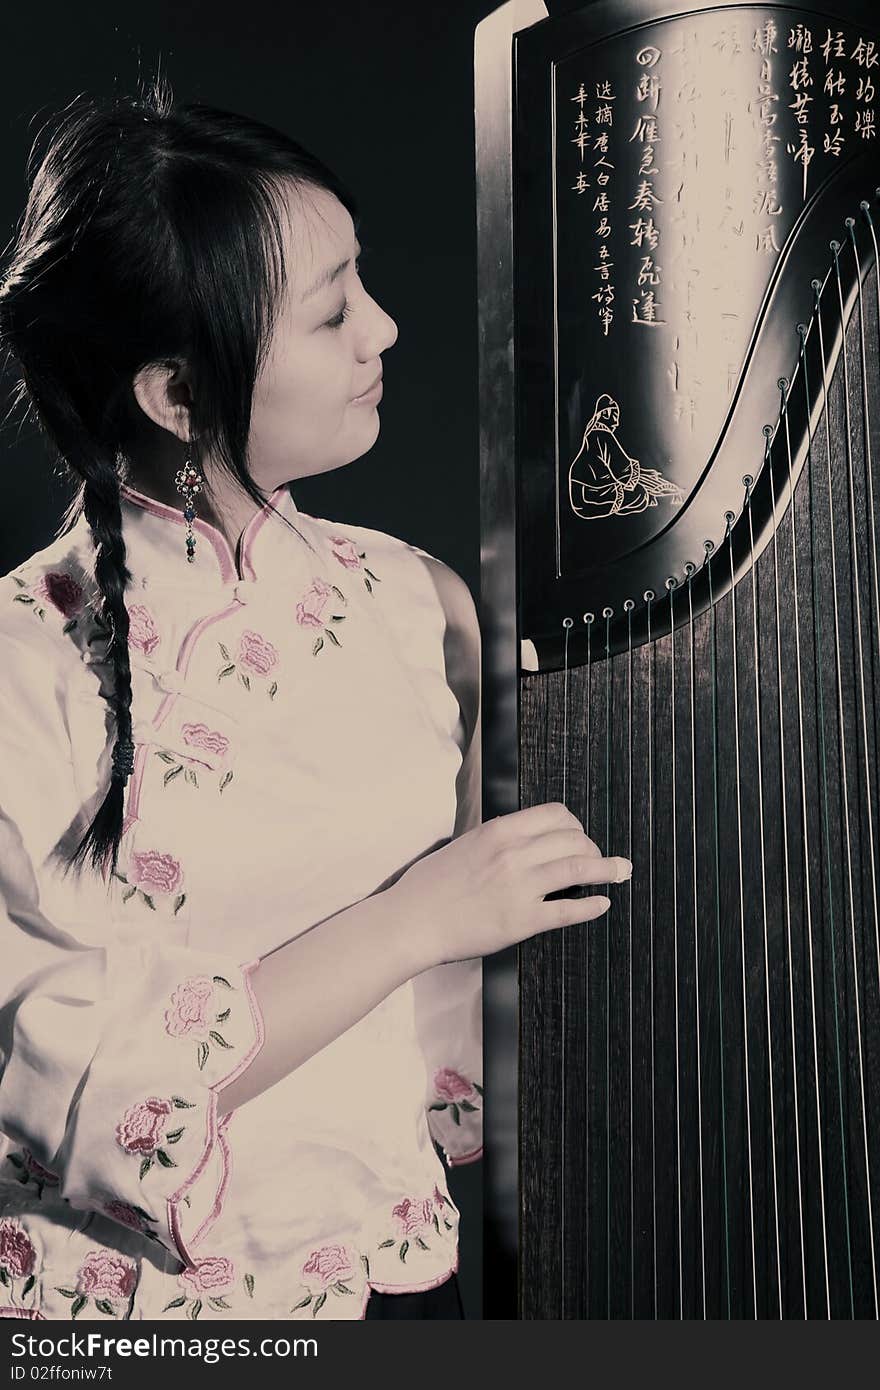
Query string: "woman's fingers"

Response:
xmin=530 ymin=851 xmax=632 ymax=897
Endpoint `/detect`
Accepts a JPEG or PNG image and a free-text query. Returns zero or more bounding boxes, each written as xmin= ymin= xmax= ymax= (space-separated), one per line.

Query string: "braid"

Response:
xmin=67 ymin=457 xmax=135 ymax=883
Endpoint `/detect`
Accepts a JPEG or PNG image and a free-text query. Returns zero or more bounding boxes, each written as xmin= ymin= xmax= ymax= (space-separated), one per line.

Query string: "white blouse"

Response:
xmin=0 ymin=481 xmax=482 ymax=1321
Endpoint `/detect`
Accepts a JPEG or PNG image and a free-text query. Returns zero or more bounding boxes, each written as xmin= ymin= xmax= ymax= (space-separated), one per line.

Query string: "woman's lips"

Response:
xmin=350 ymin=372 xmax=383 ymax=404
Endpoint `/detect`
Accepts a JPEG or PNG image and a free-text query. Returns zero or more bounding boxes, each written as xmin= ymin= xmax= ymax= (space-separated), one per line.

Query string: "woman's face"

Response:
xmin=247 ymin=183 xmax=398 ymax=491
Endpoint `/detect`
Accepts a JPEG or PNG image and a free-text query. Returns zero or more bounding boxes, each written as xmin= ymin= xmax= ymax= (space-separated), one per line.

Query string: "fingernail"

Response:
xmin=616 ymin=859 xmax=632 ymax=882
xmin=597 ymin=896 xmax=611 ymax=911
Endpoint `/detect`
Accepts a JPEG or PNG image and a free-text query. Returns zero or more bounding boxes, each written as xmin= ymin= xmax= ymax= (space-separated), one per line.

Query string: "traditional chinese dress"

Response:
xmin=0 ymin=481 xmax=482 ymax=1320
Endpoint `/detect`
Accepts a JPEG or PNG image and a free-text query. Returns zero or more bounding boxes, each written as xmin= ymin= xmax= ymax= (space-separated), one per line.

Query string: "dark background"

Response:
xmin=0 ymin=0 xmax=506 ymax=1320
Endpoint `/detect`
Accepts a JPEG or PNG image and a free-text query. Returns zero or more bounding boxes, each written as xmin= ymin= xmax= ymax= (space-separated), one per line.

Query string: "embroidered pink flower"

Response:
xmin=237 ymin=630 xmax=279 ymax=677
xmin=129 ymin=850 xmax=184 ymax=896
xmin=295 ymin=578 xmax=332 ymax=629
xmin=76 ymin=1250 xmax=137 ymax=1301
xmin=181 ymin=723 xmax=230 ymax=760
xmin=433 ymin=1067 xmax=477 ymax=1103
xmin=102 ymin=1201 xmax=147 ymax=1232
xmin=329 ymin=537 xmax=363 ymax=570
xmin=32 ymin=571 xmax=85 ymax=618
xmin=21 ymin=1150 xmax=59 ymax=1185
xmin=0 ymin=1220 xmax=36 ymax=1279
xmin=164 ymin=977 xmax=215 ymax=1040
xmin=391 ymin=1197 xmax=434 ymax=1238
xmin=301 ymin=1245 xmax=354 ymax=1289
xmin=115 ymin=1097 xmax=173 ymax=1156
xmin=127 ymin=604 xmax=161 ymax=656
xmin=179 ymin=1257 xmax=235 ymax=1294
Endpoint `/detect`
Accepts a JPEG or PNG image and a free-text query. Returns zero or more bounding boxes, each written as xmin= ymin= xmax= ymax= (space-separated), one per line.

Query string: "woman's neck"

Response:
xmin=122 ymin=435 xmax=263 ymax=556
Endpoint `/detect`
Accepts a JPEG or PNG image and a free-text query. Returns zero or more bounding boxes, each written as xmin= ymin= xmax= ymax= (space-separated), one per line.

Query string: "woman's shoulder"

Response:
xmin=0 ymin=515 xmax=99 ymax=658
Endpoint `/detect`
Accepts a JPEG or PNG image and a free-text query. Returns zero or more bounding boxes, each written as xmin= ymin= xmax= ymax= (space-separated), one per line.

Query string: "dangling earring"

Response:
xmin=174 ymin=441 xmax=204 ymax=564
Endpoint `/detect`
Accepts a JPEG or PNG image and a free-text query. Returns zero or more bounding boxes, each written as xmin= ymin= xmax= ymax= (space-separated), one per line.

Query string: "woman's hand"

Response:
xmin=388 ymin=801 xmax=631 ymax=971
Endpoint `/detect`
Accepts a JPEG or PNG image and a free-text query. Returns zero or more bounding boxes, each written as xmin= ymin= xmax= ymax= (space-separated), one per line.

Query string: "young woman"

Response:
xmin=0 ymin=79 xmax=622 ymax=1322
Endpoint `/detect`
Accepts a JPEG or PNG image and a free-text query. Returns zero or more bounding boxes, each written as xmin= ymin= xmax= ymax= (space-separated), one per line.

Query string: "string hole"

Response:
xmin=583 ymin=612 xmax=594 ymax=624
xmin=602 ymin=606 xmax=613 ymax=618
xmin=845 ymin=216 xmax=855 ymax=228
xmin=665 ymin=576 xmax=676 ymax=590
xmin=724 ymin=509 xmax=735 ymax=524
xmin=623 ymin=598 xmax=634 ymax=611
xmin=777 ymin=377 xmax=788 ymax=391
xmin=562 ymin=617 xmax=573 ymax=629
xmin=811 ymin=278 xmax=822 ymax=291
xmin=703 ymin=540 xmax=714 ymax=555
xmin=830 ymin=238 xmax=840 ymax=252
xmin=796 ymin=323 xmax=806 ymax=337
xmin=643 ymin=589 xmax=654 ymax=602
xmin=762 ymin=424 xmax=773 ymax=438
xmin=742 ymin=473 xmax=752 ymax=488
xmin=684 ymin=562 xmax=695 ymax=576
xmin=861 ymin=200 xmax=871 ymax=212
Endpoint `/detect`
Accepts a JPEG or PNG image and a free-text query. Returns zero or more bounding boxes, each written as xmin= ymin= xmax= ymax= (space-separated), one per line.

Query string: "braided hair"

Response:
xmin=0 ymin=73 xmax=359 ymax=881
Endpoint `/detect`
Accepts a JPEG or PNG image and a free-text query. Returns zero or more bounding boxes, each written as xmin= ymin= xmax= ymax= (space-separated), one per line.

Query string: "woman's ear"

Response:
xmin=131 ymin=361 xmax=193 ymax=442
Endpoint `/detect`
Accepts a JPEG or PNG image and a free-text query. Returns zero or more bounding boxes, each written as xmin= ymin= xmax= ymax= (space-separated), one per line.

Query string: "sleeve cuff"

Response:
xmin=59 ymin=951 xmax=264 ymax=1266
xmin=426 ymin=1067 xmax=483 ymax=1169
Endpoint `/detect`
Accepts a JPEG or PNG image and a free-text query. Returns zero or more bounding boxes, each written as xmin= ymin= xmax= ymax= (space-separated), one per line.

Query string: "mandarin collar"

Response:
xmin=117 ymin=480 xmax=322 ymax=589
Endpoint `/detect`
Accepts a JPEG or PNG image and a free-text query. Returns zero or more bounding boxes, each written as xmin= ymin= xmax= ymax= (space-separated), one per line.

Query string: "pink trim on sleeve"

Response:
xmin=448 ymin=1145 xmax=483 ymax=1168
xmin=165 ymin=958 xmax=265 ymax=1267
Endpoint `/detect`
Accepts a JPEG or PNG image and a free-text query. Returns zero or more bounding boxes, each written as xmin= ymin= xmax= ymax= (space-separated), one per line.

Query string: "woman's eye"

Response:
xmin=326 ymin=301 xmax=354 ymax=330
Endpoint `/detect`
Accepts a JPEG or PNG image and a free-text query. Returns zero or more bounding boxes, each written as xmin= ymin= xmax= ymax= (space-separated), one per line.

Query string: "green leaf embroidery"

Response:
xmin=141 ymin=893 xmax=156 ymax=911
xmin=415 ymin=1237 xmax=430 ymax=1251
xmin=197 ymin=1042 xmax=209 ymax=1071
xmin=329 ymin=614 xmax=345 ymax=622
xmin=17 ymin=1170 xmax=28 ymax=1185
xmin=217 ymin=664 xmax=235 ymax=680
xmin=156 ymin=752 xmax=177 ymax=765
xmin=184 ymin=768 xmax=198 ymax=787
xmin=113 ymin=871 xmax=129 ymax=884
xmin=63 ymin=618 xmax=78 ymax=634
xmin=162 ymin=1296 xmax=187 ymax=1312
xmin=21 ymin=1275 xmax=35 ymax=1297
xmin=239 ymin=673 xmax=251 ymax=691
xmin=71 ymin=1295 xmax=87 ymax=1318
xmin=330 ymin=585 xmax=346 ymax=603
xmin=139 ymin=1157 xmax=152 ymax=1180
xmin=209 ymin=1030 xmax=232 ymax=1049
xmin=291 ymin=1294 xmax=312 ymax=1311
xmin=55 ymin=1288 xmax=77 ymax=1299
xmin=432 ymin=1213 xmax=441 ymax=1233
xmin=219 ymin=770 xmax=234 ymax=792
xmin=218 ymin=642 xmax=230 ymax=661
xmin=377 ymin=1239 xmax=395 ymax=1249
xmin=334 ymin=1282 xmax=356 ymax=1295
xmin=165 ymin=1128 xmax=184 ymax=1143
xmin=428 ymin=1102 xmax=448 ymax=1112
xmin=312 ymin=636 xmax=324 ymax=656
xmin=363 ymin=568 xmax=380 ymax=583
xmin=6 ymin=1154 xmax=23 ymax=1169
xmin=0 ymin=1269 xmax=8 ymax=1286
xmin=244 ymin=1273 xmax=255 ymax=1299
xmin=208 ymin=1296 xmax=231 ymax=1310
xmin=213 ymin=975 xmax=232 ymax=988
xmin=188 ymin=1299 xmax=202 ymax=1320
xmin=324 ymin=628 xmax=341 ymax=648
xmin=364 ymin=577 xmax=373 ymax=594
xmin=172 ymin=1097 xmax=196 ymax=1108
xmin=312 ymin=1292 xmax=327 ymax=1317
xmin=450 ymin=1103 xmax=461 ymax=1125
xmin=13 ymin=593 xmax=34 ymax=604
xmin=173 ymin=893 xmax=186 ymax=916
xmin=122 ymin=886 xmax=137 ymax=903
xmin=473 ymin=1083 xmax=483 ymax=1097
xmin=268 ymin=682 xmax=277 ymax=700
xmin=361 ymin=1255 xmax=370 ymax=1278
xmin=95 ymin=1299 xmax=116 ymax=1316
xmin=164 ymin=765 xmax=183 ymax=787
xmin=216 ymin=1008 xmax=230 ymax=1024
xmin=11 ymin=574 xmax=26 ymax=587
xmin=459 ymin=1099 xmax=478 ymax=1112
xmin=399 ymin=1240 xmax=409 ymax=1263
xmin=155 ymin=1149 xmax=176 ymax=1168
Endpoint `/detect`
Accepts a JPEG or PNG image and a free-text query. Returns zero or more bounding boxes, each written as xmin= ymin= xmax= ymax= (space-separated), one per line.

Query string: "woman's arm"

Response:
xmin=218 ymin=552 xmax=483 ymax=1116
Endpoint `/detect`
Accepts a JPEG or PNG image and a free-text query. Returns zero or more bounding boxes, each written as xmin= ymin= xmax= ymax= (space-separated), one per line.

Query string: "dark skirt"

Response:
xmin=364 ymin=1272 xmax=465 ymax=1320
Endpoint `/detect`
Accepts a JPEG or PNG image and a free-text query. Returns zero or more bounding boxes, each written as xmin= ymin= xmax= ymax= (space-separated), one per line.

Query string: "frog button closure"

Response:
xmin=154 ymin=668 xmax=185 ymax=695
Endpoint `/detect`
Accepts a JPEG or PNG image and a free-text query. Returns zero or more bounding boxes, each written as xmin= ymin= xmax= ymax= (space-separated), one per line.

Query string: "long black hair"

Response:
xmin=0 ymin=72 xmax=359 ymax=881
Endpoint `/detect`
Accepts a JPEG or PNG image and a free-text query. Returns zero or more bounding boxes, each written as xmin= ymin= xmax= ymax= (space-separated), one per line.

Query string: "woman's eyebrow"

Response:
xmin=301 ymin=241 xmax=363 ymax=302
